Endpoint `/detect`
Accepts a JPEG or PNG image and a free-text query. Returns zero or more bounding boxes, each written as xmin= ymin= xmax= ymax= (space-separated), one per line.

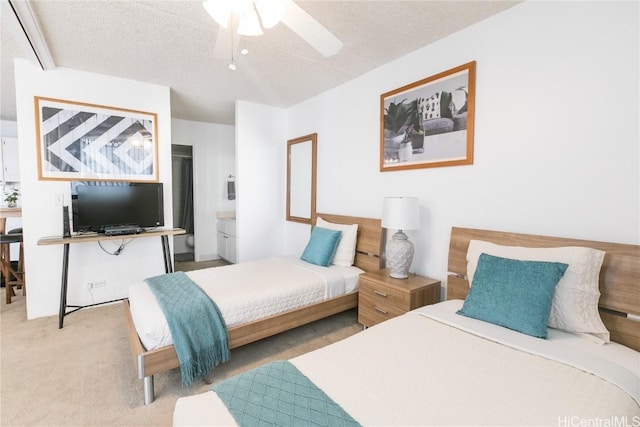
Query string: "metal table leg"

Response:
xmin=161 ymin=234 xmax=173 ymax=273
xmin=58 ymin=243 xmax=70 ymax=329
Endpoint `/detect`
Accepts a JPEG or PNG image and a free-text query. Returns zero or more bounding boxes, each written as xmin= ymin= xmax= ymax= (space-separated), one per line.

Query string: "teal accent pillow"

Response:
xmin=457 ymin=253 xmax=568 ymax=338
xmin=300 ymin=227 xmax=342 ymax=267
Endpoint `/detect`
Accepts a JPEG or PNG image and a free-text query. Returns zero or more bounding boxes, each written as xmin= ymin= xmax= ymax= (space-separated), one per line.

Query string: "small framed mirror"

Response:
xmin=287 ymin=133 xmax=317 ymax=224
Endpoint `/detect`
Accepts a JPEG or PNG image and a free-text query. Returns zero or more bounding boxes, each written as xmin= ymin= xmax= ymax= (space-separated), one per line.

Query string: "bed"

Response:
xmin=124 ymin=213 xmax=385 ymax=404
xmin=173 ymin=226 xmax=640 ymax=426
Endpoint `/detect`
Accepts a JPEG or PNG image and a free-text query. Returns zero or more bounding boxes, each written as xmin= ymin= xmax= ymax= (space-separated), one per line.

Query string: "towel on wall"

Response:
xmin=227 ymin=179 xmax=236 ymax=200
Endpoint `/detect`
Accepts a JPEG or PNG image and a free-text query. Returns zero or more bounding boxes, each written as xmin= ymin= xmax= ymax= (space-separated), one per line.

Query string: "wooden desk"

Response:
xmin=0 ymin=207 xmax=22 ymax=233
xmin=0 ymin=207 xmax=22 ymax=218
xmin=38 ymin=228 xmax=186 ymax=328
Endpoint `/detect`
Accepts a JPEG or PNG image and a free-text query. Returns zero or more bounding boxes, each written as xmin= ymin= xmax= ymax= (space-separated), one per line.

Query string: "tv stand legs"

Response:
xmin=161 ymin=235 xmax=172 ymax=274
xmin=55 ymin=233 xmax=177 ymax=329
xmin=143 ymin=375 xmax=155 ymax=405
xmin=58 ymin=243 xmax=70 ymax=328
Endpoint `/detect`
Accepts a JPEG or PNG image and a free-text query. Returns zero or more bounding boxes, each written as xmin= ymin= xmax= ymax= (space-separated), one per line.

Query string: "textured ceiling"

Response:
xmin=1 ymin=0 xmax=519 ymax=125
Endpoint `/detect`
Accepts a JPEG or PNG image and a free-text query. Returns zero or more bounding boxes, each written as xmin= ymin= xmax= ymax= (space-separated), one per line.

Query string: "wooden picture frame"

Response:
xmin=35 ymin=96 xmax=159 ymax=182
xmin=286 ymin=133 xmax=317 ymax=224
xmin=380 ymin=61 xmax=476 ymax=171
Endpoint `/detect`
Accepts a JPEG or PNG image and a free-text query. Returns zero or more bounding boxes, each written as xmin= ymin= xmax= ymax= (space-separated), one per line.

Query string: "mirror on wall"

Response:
xmin=286 ymin=133 xmax=317 ymax=224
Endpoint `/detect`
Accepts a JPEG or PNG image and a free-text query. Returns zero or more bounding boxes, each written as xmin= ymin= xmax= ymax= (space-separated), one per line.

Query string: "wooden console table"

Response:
xmin=38 ymin=228 xmax=185 ymax=328
xmin=0 ymin=207 xmax=22 ymax=232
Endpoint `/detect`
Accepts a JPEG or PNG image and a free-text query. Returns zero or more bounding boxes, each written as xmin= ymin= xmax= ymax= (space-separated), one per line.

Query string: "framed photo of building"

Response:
xmin=380 ymin=61 xmax=475 ymax=171
xmin=35 ymin=96 xmax=159 ymax=182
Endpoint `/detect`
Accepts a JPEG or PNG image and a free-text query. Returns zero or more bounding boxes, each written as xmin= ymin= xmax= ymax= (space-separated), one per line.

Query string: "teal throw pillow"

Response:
xmin=457 ymin=253 xmax=568 ymax=338
xmin=300 ymin=227 xmax=342 ymax=267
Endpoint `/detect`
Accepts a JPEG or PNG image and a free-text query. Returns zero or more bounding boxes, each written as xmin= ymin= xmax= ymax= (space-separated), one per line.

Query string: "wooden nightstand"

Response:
xmin=358 ymin=269 xmax=441 ymax=327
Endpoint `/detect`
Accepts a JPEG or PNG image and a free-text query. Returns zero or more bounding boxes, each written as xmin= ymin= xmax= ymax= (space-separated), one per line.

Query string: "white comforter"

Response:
xmin=129 ymin=256 xmax=363 ymax=350
xmin=174 ymin=300 xmax=640 ymax=426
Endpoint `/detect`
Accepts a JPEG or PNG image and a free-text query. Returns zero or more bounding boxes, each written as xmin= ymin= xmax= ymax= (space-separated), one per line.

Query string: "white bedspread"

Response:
xmin=129 ymin=256 xmax=363 ymax=350
xmin=174 ymin=300 xmax=640 ymax=426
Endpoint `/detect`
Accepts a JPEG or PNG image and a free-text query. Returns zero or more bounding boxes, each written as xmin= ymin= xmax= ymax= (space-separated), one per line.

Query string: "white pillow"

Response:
xmin=316 ymin=217 xmax=358 ymax=267
xmin=466 ymin=240 xmax=609 ymax=343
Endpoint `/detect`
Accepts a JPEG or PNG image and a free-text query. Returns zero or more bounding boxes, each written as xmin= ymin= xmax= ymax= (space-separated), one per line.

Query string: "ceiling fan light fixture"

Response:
xmin=254 ymin=0 xmax=285 ymax=29
xmin=237 ymin=7 xmax=263 ymax=36
xmin=203 ymin=0 xmax=234 ymax=28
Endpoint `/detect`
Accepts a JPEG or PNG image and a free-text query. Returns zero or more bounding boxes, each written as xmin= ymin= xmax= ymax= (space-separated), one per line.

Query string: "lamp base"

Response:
xmin=386 ymin=230 xmax=414 ymax=279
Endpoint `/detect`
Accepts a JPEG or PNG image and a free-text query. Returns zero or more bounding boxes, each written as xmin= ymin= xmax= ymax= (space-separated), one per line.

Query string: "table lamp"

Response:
xmin=382 ymin=196 xmax=420 ymax=279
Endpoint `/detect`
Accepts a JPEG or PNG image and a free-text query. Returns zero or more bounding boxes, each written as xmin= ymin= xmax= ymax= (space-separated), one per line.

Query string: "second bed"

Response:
xmin=124 ymin=213 xmax=384 ymax=404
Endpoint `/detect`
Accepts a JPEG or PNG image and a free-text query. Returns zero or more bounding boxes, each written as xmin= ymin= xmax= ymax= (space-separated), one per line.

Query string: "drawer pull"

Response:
xmin=373 ymin=290 xmax=388 ymax=297
xmin=374 ymin=306 xmax=388 ymax=315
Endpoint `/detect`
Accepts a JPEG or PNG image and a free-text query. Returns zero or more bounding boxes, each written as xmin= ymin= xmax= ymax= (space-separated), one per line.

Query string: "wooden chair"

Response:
xmin=1 ymin=228 xmax=25 ymax=304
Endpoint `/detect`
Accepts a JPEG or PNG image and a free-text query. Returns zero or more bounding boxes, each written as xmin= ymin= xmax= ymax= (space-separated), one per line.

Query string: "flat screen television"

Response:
xmin=71 ymin=182 xmax=164 ymax=233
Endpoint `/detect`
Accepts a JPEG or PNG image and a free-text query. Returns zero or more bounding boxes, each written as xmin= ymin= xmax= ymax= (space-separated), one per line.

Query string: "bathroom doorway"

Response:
xmin=172 ymin=144 xmax=194 ymax=262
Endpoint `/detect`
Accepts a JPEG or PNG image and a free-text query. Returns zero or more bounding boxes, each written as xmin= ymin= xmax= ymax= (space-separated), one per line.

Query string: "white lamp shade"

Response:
xmin=382 ymin=197 xmax=420 ymax=230
xmin=204 ymin=0 xmax=284 ymax=34
xmin=254 ymin=0 xmax=285 ymax=29
xmin=203 ymin=0 xmax=234 ymax=28
xmin=237 ymin=7 xmax=264 ymax=35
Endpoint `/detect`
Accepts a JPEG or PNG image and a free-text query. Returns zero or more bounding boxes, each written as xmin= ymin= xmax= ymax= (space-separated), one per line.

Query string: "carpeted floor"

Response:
xmin=0 ymin=261 xmax=361 ymax=426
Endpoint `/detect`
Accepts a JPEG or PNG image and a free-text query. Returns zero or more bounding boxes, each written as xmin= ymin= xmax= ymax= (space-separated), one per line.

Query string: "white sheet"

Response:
xmin=129 ymin=256 xmax=363 ymax=350
xmin=416 ymin=300 xmax=640 ymax=403
xmin=174 ymin=300 xmax=640 ymax=426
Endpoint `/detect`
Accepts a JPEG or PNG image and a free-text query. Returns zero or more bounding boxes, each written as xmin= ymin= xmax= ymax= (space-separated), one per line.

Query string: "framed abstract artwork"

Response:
xmin=35 ymin=97 xmax=159 ymax=181
xmin=380 ymin=61 xmax=476 ymax=171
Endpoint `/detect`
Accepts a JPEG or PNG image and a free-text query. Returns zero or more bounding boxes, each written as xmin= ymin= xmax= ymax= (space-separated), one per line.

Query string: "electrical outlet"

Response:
xmin=86 ymin=280 xmax=107 ymax=290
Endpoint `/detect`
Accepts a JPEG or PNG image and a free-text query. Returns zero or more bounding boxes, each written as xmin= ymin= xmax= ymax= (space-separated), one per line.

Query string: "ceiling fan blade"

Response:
xmin=280 ymin=0 xmax=343 ymax=58
xmin=213 ymin=17 xmax=241 ymax=60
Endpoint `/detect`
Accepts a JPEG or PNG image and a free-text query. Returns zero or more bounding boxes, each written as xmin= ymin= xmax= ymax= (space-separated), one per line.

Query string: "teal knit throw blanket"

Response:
xmin=212 ymin=360 xmax=361 ymax=426
xmin=145 ymin=271 xmax=229 ymax=387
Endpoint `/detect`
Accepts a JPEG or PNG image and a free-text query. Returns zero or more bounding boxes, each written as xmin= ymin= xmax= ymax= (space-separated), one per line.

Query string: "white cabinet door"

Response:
xmin=217 ymin=230 xmax=236 ymax=263
xmin=217 ymin=219 xmax=237 ymax=263
xmin=226 ymin=235 xmax=237 ymax=263
xmin=1 ymin=137 xmax=20 ymax=183
xmin=217 ymin=231 xmax=228 ymax=260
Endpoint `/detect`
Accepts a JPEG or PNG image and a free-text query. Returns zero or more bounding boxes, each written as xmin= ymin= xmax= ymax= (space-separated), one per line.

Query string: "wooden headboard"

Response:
xmin=313 ymin=213 xmax=385 ymax=272
xmin=446 ymin=227 xmax=640 ymax=352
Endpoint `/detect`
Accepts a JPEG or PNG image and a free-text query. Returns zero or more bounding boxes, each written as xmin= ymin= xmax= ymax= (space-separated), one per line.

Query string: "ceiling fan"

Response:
xmin=203 ymin=0 xmax=343 ymax=63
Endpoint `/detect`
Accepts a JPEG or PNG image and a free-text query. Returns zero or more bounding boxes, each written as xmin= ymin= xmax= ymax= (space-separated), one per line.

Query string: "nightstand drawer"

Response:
xmin=358 ymin=292 xmax=407 ymax=327
xmin=357 ymin=269 xmax=441 ymax=328
xmin=359 ymin=278 xmax=410 ymax=309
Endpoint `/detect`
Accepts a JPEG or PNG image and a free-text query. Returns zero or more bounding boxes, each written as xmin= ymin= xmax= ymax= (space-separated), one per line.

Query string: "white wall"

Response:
xmin=283 ymin=1 xmax=639 ymax=292
xmin=1 ymin=120 xmax=18 ymax=137
xmin=11 ymin=1 xmax=638 ymax=318
xmin=235 ymin=100 xmax=287 ymax=262
xmin=171 ymin=118 xmax=235 ymax=261
xmin=14 ymin=59 xmax=173 ymax=319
